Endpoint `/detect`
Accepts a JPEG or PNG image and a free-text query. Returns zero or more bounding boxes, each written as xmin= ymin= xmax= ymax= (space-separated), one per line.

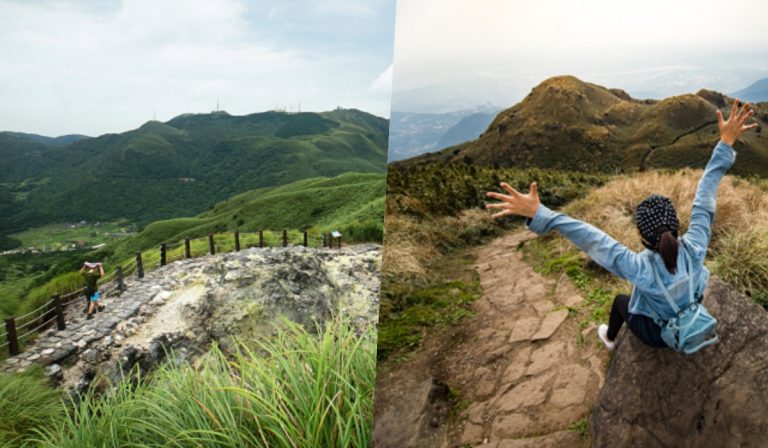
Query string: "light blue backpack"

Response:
xmin=644 ymin=241 xmax=719 ymax=355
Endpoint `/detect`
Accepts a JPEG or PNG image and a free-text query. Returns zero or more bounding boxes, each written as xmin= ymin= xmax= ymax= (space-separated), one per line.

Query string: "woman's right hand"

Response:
xmin=717 ymin=99 xmax=758 ymax=146
xmin=485 ymin=181 xmax=541 ymax=219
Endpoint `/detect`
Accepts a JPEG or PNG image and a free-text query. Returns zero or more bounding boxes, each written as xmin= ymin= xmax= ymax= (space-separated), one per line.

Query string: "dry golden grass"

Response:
xmin=562 ymin=169 xmax=768 ymax=298
xmin=382 ymin=206 xmax=499 ymax=284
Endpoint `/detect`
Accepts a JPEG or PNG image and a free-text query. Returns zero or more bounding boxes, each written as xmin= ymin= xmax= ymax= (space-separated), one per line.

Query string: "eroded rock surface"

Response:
xmin=2 ymin=245 xmax=381 ymax=395
xmin=592 ymin=278 xmax=768 ymax=448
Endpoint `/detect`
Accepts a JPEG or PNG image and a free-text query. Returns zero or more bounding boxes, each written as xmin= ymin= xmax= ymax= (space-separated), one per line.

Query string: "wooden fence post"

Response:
xmin=160 ymin=243 xmax=167 ymax=267
xmin=234 ymin=231 xmax=240 ymax=252
xmin=117 ymin=266 xmax=125 ymax=291
xmin=259 ymin=230 xmax=264 ymax=248
xmin=209 ymin=233 xmax=215 ymax=255
xmin=136 ymin=252 xmax=144 ymax=279
xmin=283 ymin=229 xmax=288 ymax=247
xmin=184 ymin=238 xmax=191 ymax=258
xmin=53 ymin=294 xmax=66 ymax=331
xmin=303 ymin=231 xmax=308 ymax=247
xmin=5 ymin=318 xmax=18 ymax=356
xmin=322 ymin=234 xmax=327 ymax=248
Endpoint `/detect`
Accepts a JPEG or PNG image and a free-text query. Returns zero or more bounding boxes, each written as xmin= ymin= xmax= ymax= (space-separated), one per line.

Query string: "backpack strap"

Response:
xmin=645 ymin=239 xmax=696 ymax=320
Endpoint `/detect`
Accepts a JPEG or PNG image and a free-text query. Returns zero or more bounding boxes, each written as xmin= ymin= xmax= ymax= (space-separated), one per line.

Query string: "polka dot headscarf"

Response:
xmin=634 ymin=194 xmax=679 ymax=250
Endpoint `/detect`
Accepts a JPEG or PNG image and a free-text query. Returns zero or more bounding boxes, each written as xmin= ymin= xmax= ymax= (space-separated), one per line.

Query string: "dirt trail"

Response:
xmin=374 ymin=230 xmax=610 ymax=447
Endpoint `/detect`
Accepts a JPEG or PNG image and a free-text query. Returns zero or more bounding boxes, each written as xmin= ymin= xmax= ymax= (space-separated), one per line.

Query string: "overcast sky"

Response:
xmin=0 ymin=0 xmax=395 ymax=136
xmin=392 ymin=0 xmax=768 ymax=113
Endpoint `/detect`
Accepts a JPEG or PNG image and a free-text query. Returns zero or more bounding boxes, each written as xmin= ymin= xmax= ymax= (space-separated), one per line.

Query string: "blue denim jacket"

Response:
xmin=525 ymin=141 xmax=735 ymax=320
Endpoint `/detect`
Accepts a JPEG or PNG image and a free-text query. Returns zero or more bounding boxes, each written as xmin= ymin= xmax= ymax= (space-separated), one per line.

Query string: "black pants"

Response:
xmin=607 ymin=294 xmax=667 ymax=348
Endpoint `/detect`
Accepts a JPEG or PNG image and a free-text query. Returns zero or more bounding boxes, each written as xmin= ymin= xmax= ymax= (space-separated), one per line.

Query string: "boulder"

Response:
xmin=591 ymin=278 xmax=768 ymax=447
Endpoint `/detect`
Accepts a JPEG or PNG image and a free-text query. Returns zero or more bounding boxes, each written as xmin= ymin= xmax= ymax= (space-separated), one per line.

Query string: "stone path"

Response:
xmin=450 ymin=230 xmax=608 ymax=446
xmin=373 ymin=230 xmax=610 ymax=447
xmin=1 ymin=274 xmax=156 ymax=373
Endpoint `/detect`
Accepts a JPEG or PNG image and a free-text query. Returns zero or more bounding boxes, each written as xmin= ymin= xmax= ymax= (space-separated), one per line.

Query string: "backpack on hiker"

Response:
xmin=643 ymin=240 xmax=719 ymax=355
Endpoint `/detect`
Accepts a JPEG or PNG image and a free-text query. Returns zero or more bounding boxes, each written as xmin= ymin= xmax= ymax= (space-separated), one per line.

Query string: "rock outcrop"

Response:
xmin=592 ymin=278 xmax=768 ymax=447
xmin=2 ymin=245 xmax=381 ymax=395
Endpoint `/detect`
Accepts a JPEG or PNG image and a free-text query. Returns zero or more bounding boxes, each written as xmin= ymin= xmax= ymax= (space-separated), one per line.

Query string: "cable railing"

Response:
xmin=2 ymin=229 xmax=343 ymax=358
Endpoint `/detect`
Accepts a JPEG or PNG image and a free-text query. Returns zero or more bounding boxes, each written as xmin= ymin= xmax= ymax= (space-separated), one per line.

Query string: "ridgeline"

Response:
xmin=0 ymin=108 xmax=388 ymax=237
xmin=400 ymin=76 xmax=768 ymax=176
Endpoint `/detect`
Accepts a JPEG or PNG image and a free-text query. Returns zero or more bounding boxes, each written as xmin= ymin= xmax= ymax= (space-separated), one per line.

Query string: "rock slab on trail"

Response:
xmin=592 ymin=278 xmax=768 ymax=448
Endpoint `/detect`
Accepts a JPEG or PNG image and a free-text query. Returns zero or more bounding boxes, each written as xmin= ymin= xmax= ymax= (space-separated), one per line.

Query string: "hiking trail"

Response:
xmin=374 ymin=230 xmax=610 ymax=448
xmin=2 ymin=245 xmax=382 ymax=392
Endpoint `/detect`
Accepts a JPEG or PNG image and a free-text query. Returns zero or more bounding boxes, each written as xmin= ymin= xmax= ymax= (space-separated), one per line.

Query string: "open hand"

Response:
xmin=717 ymin=99 xmax=758 ymax=146
xmin=485 ymin=181 xmax=540 ymax=219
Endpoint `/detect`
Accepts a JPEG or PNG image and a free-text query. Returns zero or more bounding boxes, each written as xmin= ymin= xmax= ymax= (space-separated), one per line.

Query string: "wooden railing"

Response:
xmin=0 ymin=229 xmax=343 ymax=357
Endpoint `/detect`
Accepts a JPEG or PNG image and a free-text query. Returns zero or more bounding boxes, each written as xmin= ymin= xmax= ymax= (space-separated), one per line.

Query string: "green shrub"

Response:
xmin=340 ymin=220 xmax=383 ymax=243
xmin=20 ymin=272 xmax=83 ymax=317
xmin=377 ymin=278 xmax=481 ymax=360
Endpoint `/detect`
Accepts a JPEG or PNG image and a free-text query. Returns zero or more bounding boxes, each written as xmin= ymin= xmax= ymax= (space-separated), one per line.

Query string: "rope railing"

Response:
xmin=14 ymin=300 xmax=53 ymax=326
xmin=98 ymin=269 xmax=119 ymax=285
xmin=16 ymin=315 xmax=57 ymax=343
xmin=2 ymin=228 xmax=342 ymax=358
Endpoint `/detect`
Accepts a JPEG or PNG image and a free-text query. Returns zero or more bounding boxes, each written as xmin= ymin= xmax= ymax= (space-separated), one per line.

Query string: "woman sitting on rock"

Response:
xmin=485 ymin=100 xmax=757 ymax=350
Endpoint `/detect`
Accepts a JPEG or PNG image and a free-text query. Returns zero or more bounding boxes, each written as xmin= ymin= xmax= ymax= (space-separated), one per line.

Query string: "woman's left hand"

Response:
xmin=485 ymin=181 xmax=541 ymax=219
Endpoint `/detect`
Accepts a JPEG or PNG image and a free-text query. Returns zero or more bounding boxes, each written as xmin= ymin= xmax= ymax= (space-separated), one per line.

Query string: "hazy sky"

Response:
xmin=0 ymin=0 xmax=395 ymax=136
xmin=392 ymin=0 xmax=768 ymax=113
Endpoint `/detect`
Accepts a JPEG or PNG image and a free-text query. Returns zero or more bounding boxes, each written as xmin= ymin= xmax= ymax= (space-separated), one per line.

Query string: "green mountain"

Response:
xmin=0 ymin=109 xmax=388 ymax=234
xmin=107 ymin=172 xmax=385 ymax=261
xmin=4 ymin=132 xmax=90 ymax=146
xmin=402 ymin=76 xmax=768 ymax=176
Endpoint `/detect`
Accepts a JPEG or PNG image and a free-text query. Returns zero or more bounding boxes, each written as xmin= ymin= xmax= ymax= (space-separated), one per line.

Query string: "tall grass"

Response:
xmin=0 ymin=366 xmax=64 ymax=448
xmin=32 ymin=316 xmax=375 ymax=448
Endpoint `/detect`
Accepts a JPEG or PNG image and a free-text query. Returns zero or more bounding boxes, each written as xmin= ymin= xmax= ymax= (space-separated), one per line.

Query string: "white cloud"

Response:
xmin=369 ymin=64 xmax=393 ymax=92
xmin=0 ymin=0 xmax=394 ymax=136
xmin=392 ymin=0 xmax=768 ymax=111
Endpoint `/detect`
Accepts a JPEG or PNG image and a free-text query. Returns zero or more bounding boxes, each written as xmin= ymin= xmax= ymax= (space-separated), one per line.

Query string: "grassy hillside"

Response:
xmin=107 ymin=172 xmax=384 ymax=261
xmin=404 ymin=76 xmax=768 ymax=177
xmin=0 ymin=172 xmax=384 ymax=321
xmin=0 ymin=109 xmax=388 ymax=234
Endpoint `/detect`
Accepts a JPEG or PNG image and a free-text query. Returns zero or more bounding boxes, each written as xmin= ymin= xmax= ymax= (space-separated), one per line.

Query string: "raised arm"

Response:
xmin=684 ymin=100 xmax=756 ymax=264
xmin=486 ymin=182 xmax=645 ymax=283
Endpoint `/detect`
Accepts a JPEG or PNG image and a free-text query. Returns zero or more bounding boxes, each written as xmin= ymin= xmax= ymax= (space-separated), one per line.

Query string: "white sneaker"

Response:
xmin=598 ymin=324 xmax=616 ymax=351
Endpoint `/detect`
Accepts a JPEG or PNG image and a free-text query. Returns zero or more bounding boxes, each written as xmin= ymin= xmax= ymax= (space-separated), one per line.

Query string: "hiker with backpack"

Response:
xmin=80 ymin=261 xmax=105 ymax=320
xmin=485 ymin=99 xmax=758 ymax=354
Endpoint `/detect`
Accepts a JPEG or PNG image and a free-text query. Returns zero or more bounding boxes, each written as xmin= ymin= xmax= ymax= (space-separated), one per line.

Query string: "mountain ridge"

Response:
xmin=396 ymin=76 xmax=768 ymax=177
xmin=0 ymin=108 xmax=388 ymax=234
xmin=732 ymin=77 xmax=768 ymax=103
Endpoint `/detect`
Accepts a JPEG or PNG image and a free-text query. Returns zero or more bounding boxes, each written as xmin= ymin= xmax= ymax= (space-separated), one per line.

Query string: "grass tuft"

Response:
xmin=0 ymin=317 xmax=375 ymax=448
